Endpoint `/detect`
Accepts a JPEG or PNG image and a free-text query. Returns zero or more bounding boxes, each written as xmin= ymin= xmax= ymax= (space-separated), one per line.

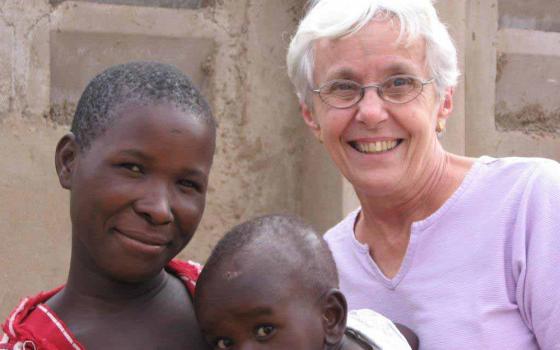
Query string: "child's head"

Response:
xmin=55 ymin=61 xmax=216 ymax=283
xmin=194 ymin=214 xmax=348 ymax=350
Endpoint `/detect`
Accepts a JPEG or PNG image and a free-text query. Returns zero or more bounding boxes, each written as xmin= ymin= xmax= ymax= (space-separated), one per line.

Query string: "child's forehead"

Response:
xmin=227 ymin=245 xmax=303 ymax=280
xmin=206 ymin=252 xmax=307 ymax=299
xmin=203 ymin=269 xmax=310 ymax=313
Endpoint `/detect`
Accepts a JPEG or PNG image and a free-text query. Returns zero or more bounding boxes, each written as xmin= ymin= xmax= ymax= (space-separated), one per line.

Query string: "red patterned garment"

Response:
xmin=0 ymin=259 xmax=202 ymax=350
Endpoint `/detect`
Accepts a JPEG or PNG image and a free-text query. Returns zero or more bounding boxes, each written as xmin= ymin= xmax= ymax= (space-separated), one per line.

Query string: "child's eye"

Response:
xmin=214 ymin=337 xmax=233 ymax=350
xmin=120 ymin=163 xmax=142 ymax=174
xmin=254 ymin=325 xmax=276 ymax=340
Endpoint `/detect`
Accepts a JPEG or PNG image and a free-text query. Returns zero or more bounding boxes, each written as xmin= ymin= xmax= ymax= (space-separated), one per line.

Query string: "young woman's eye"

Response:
xmin=178 ymin=179 xmax=201 ymax=192
xmin=254 ymin=325 xmax=276 ymax=340
xmin=214 ymin=338 xmax=233 ymax=350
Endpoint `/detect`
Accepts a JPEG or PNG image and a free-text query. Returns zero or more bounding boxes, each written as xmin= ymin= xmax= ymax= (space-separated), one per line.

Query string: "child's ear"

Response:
xmin=55 ymin=133 xmax=78 ymax=190
xmin=320 ymin=288 xmax=347 ymax=347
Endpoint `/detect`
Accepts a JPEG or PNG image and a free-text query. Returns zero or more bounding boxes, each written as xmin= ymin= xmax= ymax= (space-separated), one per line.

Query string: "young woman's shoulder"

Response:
xmin=1 ymin=286 xmax=82 ymax=350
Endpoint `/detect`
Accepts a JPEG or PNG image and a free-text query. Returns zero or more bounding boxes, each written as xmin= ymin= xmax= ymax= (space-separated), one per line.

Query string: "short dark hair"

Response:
xmin=71 ymin=61 xmax=216 ymax=149
xmin=197 ymin=214 xmax=339 ymax=301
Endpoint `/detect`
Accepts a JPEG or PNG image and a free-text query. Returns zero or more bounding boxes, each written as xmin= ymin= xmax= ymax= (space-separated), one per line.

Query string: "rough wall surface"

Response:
xmin=0 ymin=0 xmax=305 ymax=319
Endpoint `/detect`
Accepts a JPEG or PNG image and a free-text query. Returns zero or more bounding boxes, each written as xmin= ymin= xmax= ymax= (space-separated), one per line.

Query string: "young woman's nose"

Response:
xmin=133 ymin=183 xmax=174 ymax=225
xmin=355 ymin=88 xmax=389 ymax=127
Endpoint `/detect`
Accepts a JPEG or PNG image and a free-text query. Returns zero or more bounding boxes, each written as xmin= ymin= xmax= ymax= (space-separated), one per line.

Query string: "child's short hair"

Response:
xmin=197 ymin=214 xmax=339 ymax=300
xmin=71 ymin=61 xmax=216 ymax=149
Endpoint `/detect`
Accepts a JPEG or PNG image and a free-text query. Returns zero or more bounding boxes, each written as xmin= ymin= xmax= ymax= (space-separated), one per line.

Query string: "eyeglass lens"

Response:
xmin=319 ymin=75 xmax=425 ymax=108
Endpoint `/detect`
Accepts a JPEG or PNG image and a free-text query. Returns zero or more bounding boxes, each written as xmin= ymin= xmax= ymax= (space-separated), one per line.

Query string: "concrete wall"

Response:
xmin=1 ymin=0 xmax=559 ymax=320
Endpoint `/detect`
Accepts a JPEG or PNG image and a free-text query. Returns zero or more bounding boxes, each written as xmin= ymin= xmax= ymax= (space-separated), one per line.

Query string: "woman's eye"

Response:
xmin=391 ymin=77 xmax=411 ymax=87
xmin=331 ymin=81 xmax=358 ymax=92
xmin=334 ymin=83 xmax=354 ymax=90
xmin=215 ymin=338 xmax=233 ymax=350
xmin=255 ymin=325 xmax=275 ymax=340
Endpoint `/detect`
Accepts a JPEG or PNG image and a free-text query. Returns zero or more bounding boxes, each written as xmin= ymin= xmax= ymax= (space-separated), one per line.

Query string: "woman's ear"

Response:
xmin=55 ymin=133 xmax=78 ymax=190
xmin=320 ymin=289 xmax=348 ymax=347
xmin=437 ymin=87 xmax=454 ymax=120
xmin=300 ymin=102 xmax=323 ymax=142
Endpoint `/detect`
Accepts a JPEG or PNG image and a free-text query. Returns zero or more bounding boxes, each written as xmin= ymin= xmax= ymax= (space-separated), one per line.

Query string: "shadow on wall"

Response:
xmin=498 ymin=0 xmax=560 ymax=32
xmin=49 ymin=0 xmax=212 ymax=9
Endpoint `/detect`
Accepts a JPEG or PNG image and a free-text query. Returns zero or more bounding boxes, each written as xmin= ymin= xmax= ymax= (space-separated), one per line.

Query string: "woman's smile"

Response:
xmin=349 ymin=139 xmax=403 ymax=154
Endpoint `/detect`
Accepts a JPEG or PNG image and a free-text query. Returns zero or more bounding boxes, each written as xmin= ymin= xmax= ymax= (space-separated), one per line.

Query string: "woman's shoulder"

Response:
xmin=474 ymin=156 xmax=560 ymax=189
xmin=479 ymin=155 xmax=559 ymax=175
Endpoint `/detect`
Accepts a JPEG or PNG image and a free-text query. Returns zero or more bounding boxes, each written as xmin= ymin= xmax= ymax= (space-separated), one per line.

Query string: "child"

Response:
xmin=1 ymin=62 xmax=216 ymax=349
xmin=194 ymin=214 xmax=419 ymax=350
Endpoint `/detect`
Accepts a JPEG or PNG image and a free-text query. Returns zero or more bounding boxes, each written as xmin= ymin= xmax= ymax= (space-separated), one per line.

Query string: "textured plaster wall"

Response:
xmin=0 ymin=0 xmax=305 ymax=319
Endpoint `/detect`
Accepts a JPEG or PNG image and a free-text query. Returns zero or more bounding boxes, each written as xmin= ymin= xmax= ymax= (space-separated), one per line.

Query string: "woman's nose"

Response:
xmin=355 ymin=88 xmax=389 ymax=127
xmin=133 ymin=184 xmax=174 ymax=225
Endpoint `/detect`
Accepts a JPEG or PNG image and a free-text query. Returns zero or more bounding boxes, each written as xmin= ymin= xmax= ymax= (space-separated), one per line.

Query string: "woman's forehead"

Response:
xmin=313 ymin=20 xmax=427 ymax=82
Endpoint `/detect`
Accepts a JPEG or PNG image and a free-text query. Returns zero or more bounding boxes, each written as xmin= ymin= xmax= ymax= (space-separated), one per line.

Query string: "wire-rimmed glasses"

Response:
xmin=311 ymin=75 xmax=435 ymax=109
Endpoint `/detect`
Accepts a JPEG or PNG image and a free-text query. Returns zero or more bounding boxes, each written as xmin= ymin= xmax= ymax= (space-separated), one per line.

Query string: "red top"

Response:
xmin=0 ymin=259 xmax=202 ymax=350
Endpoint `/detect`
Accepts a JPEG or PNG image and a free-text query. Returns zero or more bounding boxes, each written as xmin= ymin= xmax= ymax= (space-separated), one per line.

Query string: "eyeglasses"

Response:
xmin=311 ymin=75 xmax=434 ymax=109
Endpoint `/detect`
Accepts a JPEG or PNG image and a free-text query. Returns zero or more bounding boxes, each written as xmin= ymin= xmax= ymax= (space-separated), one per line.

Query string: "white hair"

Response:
xmin=286 ymin=0 xmax=460 ymax=106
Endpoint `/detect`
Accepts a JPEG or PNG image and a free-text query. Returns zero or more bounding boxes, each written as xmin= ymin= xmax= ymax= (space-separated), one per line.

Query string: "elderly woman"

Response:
xmin=287 ymin=0 xmax=560 ymax=349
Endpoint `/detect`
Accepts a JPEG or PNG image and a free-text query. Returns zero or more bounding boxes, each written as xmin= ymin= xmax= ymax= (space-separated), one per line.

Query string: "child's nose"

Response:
xmin=239 ymin=342 xmax=264 ymax=350
xmin=133 ymin=184 xmax=174 ymax=225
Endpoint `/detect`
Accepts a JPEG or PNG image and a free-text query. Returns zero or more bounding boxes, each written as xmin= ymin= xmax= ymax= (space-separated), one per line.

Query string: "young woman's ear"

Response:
xmin=321 ymin=288 xmax=348 ymax=347
xmin=55 ymin=133 xmax=78 ymax=189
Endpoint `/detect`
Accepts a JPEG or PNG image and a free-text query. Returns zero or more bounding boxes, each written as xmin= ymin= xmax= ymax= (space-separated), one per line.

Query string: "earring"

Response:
xmin=316 ymin=126 xmax=323 ymax=144
xmin=436 ymin=119 xmax=446 ymax=134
